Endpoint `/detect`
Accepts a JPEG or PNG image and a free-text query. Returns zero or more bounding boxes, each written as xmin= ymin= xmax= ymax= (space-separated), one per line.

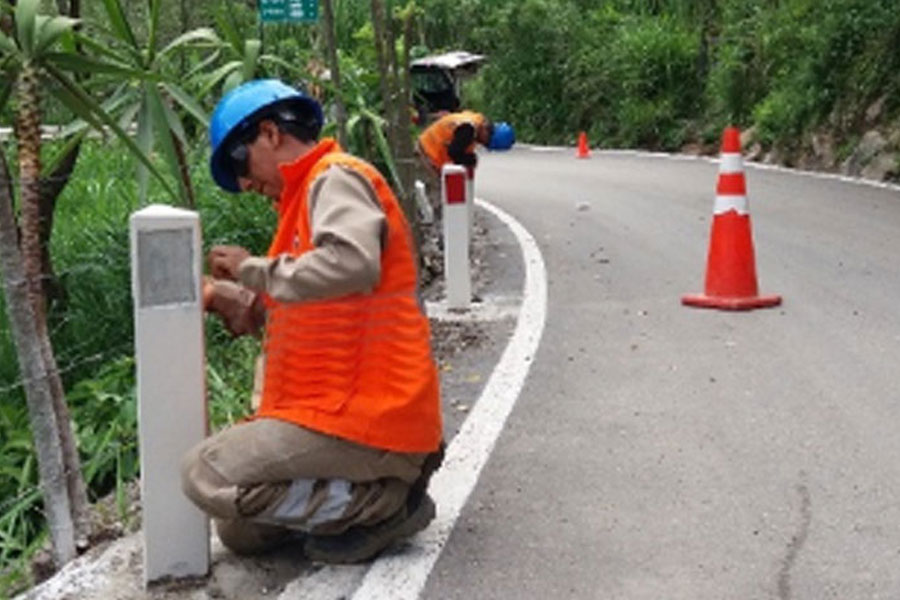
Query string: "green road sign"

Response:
xmin=260 ymin=0 xmax=319 ymax=23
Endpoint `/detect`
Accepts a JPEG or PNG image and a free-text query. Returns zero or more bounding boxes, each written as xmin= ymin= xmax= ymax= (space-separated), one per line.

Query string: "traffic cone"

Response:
xmin=682 ymin=127 xmax=781 ymax=310
xmin=576 ymin=131 xmax=590 ymax=158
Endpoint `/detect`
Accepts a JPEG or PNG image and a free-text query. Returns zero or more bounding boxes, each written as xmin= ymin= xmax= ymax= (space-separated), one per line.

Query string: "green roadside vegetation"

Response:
xmin=0 ymin=139 xmax=271 ymax=594
xmin=2 ymin=0 xmax=899 ymax=596
xmin=433 ymin=0 xmax=900 ymax=160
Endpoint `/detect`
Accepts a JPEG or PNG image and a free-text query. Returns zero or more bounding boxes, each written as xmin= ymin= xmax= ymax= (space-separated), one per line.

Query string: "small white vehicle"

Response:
xmin=411 ymin=51 xmax=486 ymax=123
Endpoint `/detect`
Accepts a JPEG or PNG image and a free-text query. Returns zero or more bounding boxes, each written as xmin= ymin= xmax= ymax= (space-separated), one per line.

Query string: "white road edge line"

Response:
xmin=520 ymin=143 xmax=900 ymax=193
xmin=348 ymin=198 xmax=548 ymax=600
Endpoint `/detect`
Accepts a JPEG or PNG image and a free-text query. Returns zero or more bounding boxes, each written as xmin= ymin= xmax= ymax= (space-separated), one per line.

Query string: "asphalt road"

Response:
xmin=422 ymin=147 xmax=900 ymax=599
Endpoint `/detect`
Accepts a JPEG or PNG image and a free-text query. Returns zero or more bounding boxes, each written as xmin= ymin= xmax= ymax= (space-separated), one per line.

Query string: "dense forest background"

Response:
xmin=1 ymin=0 xmax=898 ymax=595
xmin=23 ymin=0 xmax=900 ymax=176
xmin=429 ymin=0 xmax=900 ymax=177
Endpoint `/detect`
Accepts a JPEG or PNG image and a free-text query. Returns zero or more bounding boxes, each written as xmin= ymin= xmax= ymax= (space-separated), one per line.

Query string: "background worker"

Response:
xmin=414 ymin=111 xmax=514 ymax=281
xmin=416 ymin=111 xmax=514 ymax=202
xmin=181 ymin=79 xmax=443 ymax=564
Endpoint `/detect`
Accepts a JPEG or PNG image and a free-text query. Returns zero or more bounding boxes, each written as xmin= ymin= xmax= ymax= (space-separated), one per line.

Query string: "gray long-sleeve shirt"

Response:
xmin=238 ymin=164 xmax=387 ymax=303
xmin=216 ymin=164 xmax=391 ymax=410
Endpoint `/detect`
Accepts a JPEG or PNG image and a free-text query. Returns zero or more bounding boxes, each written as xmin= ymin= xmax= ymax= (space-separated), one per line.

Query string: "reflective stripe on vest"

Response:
xmin=256 ymin=147 xmax=442 ymax=453
xmin=418 ymin=111 xmax=485 ymax=169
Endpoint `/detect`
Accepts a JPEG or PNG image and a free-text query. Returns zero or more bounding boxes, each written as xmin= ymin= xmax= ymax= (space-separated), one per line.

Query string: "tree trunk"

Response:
xmin=370 ymin=1 xmax=423 ymax=247
xmin=172 ymin=132 xmax=196 ymax=208
xmin=37 ymin=0 xmax=82 ymax=308
xmin=15 ymin=64 xmax=90 ymax=553
xmin=370 ymin=0 xmax=398 ymax=151
xmin=48 ymin=0 xmax=93 ymax=546
xmin=180 ymin=0 xmax=189 ymax=74
xmin=16 ymin=67 xmax=46 ymax=321
xmin=395 ymin=7 xmax=417 ymax=221
xmin=321 ymin=0 xmax=348 ymax=146
xmin=38 ymin=144 xmax=80 ymax=307
xmin=0 ymin=149 xmax=77 ymax=568
xmin=384 ymin=0 xmax=402 ymax=114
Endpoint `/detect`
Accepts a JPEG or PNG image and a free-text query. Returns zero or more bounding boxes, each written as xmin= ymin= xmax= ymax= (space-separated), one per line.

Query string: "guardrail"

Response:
xmin=0 ymin=124 xmax=139 ymax=141
xmin=0 ymin=125 xmax=68 ymax=141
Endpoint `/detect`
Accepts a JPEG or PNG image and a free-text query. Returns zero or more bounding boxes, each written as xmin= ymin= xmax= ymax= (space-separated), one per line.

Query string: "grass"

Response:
xmin=0 ymin=138 xmax=278 ymax=597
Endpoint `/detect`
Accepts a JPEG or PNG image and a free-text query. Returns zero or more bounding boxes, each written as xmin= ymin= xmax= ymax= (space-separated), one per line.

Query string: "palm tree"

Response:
xmin=0 ymin=0 xmax=188 ymax=567
xmin=65 ymin=0 xmax=214 ymax=206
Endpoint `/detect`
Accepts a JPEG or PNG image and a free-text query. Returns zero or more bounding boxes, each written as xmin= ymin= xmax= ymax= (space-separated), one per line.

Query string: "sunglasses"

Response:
xmin=228 ymin=142 xmax=250 ymax=179
xmin=226 ymin=125 xmax=261 ymax=180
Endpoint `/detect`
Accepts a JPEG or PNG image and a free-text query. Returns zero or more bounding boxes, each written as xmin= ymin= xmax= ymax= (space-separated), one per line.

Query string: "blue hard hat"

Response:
xmin=209 ymin=79 xmax=324 ymax=192
xmin=487 ymin=121 xmax=515 ymax=150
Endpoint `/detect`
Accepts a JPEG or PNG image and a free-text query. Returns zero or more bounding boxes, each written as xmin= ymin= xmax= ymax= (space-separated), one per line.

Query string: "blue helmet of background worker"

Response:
xmin=209 ymin=79 xmax=324 ymax=193
xmin=487 ymin=121 xmax=515 ymax=151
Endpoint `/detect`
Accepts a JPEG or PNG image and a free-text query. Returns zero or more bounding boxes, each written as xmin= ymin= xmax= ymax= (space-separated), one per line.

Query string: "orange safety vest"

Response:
xmin=418 ymin=110 xmax=487 ymax=170
xmin=255 ymin=139 xmax=442 ymax=453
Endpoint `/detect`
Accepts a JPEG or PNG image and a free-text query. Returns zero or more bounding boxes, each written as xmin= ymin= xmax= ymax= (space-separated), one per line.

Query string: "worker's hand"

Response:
xmin=204 ymin=279 xmax=264 ymax=337
xmin=208 ymin=245 xmax=251 ymax=281
xmin=202 ymin=276 xmax=216 ymax=309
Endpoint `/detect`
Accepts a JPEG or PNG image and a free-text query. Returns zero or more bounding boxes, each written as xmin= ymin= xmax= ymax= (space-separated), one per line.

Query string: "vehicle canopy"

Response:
xmin=411 ymin=51 xmax=486 ymax=122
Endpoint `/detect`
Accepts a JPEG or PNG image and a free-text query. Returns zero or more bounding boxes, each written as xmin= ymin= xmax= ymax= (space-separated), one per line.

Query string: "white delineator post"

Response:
xmin=465 ymin=166 xmax=475 ymax=230
xmin=130 ymin=205 xmax=209 ymax=585
xmin=414 ymin=179 xmax=434 ymax=225
xmin=442 ymin=164 xmax=471 ymax=309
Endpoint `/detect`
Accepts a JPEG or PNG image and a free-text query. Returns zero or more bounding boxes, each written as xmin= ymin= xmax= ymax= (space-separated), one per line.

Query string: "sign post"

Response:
xmin=130 ymin=205 xmax=208 ymax=585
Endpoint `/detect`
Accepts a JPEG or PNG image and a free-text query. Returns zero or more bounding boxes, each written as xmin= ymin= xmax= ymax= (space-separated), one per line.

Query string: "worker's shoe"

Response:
xmin=304 ymin=491 xmax=436 ymax=564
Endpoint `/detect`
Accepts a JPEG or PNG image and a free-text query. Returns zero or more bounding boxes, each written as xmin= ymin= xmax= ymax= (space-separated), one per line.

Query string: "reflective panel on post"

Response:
xmin=444 ymin=170 xmax=466 ymax=205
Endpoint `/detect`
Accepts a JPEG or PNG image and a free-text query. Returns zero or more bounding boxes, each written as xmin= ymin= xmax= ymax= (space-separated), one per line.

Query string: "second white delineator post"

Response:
xmin=442 ymin=164 xmax=471 ymax=310
xmin=465 ymin=167 xmax=474 ymax=230
xmin=130 ymin=205 xmax=209 ymax=585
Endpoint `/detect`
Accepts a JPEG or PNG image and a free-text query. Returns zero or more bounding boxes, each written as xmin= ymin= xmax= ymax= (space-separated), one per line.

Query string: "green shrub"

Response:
xmin=753 ymin=86 xmax=815 ymax=147
xmin=711 ymin=0 xmax=900 ymax=145
xmin=68 ymin=358 xmax=139 ymax=505
xmin=475 ymin=0 xmax=582 ymax=143
xmin=566 ymin=8 xmax=700 ymax=149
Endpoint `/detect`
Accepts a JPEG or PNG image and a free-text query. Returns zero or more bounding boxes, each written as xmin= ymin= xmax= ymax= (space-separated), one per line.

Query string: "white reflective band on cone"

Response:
xmin=719 ymin=153 xmax=744 ymax=173
xmin=714 ymin=195 xmax=749 ymax=215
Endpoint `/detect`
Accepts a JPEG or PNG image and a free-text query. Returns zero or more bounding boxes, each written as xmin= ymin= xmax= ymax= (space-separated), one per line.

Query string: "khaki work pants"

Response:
xmin=181 ymin=418 xmax=426 ymax=555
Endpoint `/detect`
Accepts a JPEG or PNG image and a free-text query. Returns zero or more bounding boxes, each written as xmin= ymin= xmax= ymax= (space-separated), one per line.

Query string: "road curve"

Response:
xmin=421 ymin=147 xmax=900 ymax=600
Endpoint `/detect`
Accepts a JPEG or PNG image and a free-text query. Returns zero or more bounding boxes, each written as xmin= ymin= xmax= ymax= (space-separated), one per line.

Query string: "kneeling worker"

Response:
xmin=181 ymin=79 xmax=444 ymax=563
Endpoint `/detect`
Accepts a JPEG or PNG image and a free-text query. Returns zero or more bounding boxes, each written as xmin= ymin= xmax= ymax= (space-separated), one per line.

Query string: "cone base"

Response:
xmin=681 ymin=293 xmax=782 ymax=311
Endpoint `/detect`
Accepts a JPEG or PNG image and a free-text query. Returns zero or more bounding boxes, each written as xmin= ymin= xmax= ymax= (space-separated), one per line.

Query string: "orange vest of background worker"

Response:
xmin=182 ymin=79 xmax=443 ymax=565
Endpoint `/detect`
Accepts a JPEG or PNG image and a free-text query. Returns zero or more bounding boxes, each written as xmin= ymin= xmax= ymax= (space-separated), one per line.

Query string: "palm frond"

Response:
xmin=44 ymin=52 xmax=149 ymax=79
xmin=146 ymin=0 xmax=161 ymax=64
xmin=46 ymin=64 xmax=177 ymax=201
xmin=15 ymin=0 xmax=39 ymax=55
xmin=158 ymin=28 xmax=220 ymax=59
xmin=161 ymin=83 xmax=209 ymax=126
xmin=241 ymin=39 xmax=262 ymax=81
xmin=99 ymin=0 xmax=139 ymax=60
xmin=33 ymin=16 xmax=79 ymax=55
xmin=0 ymin=29 xmax=19 ymax=55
